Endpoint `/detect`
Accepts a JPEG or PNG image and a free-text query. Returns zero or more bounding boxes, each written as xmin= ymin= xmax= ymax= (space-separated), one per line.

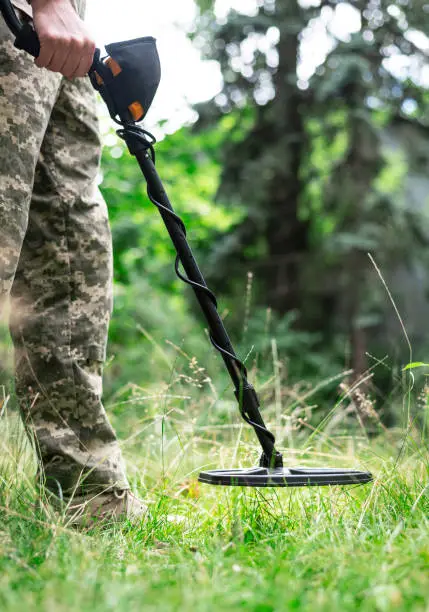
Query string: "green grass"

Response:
xmin=0 ymin=395 xmax=428 ymax=612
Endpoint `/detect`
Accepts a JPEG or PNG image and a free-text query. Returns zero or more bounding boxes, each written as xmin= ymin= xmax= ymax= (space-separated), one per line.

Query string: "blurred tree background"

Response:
xmin=1 ymin=0 xmax=429 ymax=430
xmin=103 ymin=0 xmax=429 ymax=422
xmin=190 ymin=0 xmax=429 ymax=381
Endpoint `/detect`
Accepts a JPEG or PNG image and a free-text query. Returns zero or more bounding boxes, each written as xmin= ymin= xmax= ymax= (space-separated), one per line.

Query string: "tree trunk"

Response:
xmin=264 ymin=0 xmax=309 ymax=314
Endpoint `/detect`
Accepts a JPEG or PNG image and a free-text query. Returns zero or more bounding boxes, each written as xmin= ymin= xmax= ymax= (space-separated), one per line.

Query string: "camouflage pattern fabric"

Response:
xmin=11 ymin=0 xmax=32 ymax=18
xmin=0 ymin=3 xmax=129 ymax=496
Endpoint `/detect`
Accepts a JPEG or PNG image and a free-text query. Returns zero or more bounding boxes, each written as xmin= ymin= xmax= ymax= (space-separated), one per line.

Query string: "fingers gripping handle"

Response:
xmin=0 ymin=0 xmax=99 ymax=69
xmin=15 ymin=22 xmax=99 ymax=73
xmin=14 ymin=21 xmax=99 ymax=73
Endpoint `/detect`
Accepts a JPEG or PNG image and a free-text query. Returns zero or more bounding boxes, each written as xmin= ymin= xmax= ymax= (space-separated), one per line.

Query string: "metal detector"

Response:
xmin=0 ymin=0 xmax=372 ymax=488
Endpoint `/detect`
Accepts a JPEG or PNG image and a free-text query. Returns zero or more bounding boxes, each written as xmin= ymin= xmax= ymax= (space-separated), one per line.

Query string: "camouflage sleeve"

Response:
xmin=10 ymin=0 xmax=33 ymax=17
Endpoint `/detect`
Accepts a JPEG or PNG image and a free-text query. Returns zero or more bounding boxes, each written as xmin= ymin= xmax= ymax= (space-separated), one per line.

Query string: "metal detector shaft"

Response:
xmin=131 ymin=142 xmax=279 ymax=465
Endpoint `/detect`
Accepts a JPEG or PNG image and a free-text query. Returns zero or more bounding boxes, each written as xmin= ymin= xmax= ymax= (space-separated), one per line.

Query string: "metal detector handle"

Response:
xmin=14 ymin=19 xmax=100 ymax=74
xmin=0 ymin=0 xmax=99 ymax=71
xmin=15 ymin=22 xmax=40 ymax=57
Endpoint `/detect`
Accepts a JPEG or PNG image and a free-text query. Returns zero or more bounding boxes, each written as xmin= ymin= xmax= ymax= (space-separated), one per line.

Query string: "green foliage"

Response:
xmin=374 ymin=151 xmax=408 ymax=195
xmin=403 ymin=362 xmax=429 ymax=371
xmin=101 ymin=123 xmax=239 ymax=287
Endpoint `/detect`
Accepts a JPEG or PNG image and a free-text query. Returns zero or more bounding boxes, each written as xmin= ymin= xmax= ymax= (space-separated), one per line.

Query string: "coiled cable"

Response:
xmin=117 ymin=123 xmax=275 ymax=446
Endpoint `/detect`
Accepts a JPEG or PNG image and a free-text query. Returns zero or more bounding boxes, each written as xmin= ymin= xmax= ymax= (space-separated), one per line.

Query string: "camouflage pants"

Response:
xmin=0 ymin=6 xmax=129 ymax=496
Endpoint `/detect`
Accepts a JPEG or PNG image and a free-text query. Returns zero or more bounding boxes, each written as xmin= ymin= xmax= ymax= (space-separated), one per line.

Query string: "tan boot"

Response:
xmin=46 ymin=489 xmax=148 ymax=527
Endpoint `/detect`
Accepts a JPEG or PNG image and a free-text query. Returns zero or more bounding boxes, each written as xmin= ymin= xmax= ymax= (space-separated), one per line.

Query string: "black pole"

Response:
xmin=123 ymin=132 xmax=281 ymax=466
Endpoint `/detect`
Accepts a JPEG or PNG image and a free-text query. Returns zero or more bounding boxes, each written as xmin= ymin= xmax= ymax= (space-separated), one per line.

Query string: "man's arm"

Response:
xmin=30 ymin=0 xmax=95 ymax=78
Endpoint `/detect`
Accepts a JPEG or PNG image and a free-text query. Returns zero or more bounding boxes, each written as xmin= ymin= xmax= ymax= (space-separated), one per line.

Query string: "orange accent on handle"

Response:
xmin=95 ymin=72 xmax=104 ymax=86
xmin=128 ymin=101 xmax=145 ymax=121
xmin=94 ymin=57 xmax=122 ymax=87
xmin=105 ymin=57 xmax=122 ymax=76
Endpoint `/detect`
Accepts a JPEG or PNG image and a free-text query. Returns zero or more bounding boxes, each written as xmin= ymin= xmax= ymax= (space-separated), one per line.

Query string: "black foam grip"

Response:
xmin=14 ymin=23 xmax=40 ymax=57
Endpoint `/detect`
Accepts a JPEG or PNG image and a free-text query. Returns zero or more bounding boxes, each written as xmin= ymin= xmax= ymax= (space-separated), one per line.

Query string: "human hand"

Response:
xmin=31 ymin=0 xmax=95 ymax=78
